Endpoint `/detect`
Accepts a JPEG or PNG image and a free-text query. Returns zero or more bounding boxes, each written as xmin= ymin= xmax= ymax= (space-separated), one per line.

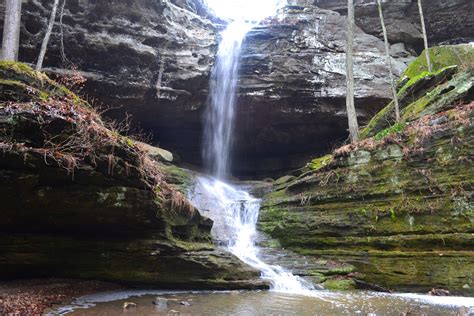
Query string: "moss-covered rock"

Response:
xmin=260 ymin=45 xmax=474 ymax=294
xmin=307 ymin=154 xmax=334 ymax=172
xmin=323 ymin=278 xmax=356 ymax=291
xmin=360 ymin=44 xmax=474 ymax=139
xmin=0 ymin=61 xmax=85 ymax=105
xmin=0 ymin=62 xmax=265 ymax=289
xmin=160 ymin=163 xmax=196 ymax=195
xmin=402 ymin=45 xmax=474 ymax=79
xmin=136 ymin=141 xmax=174 ymax=163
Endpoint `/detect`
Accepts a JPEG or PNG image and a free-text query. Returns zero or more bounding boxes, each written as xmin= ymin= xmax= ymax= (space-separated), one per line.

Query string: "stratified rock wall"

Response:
xmin=1 ymin=0 xmax=218 ymax=168
xmin=315 ymin=0 xmax=474 ymax=50
xmin=233 ymin=3 xmax=408 ymax=175
xmin=0 ymin=62 xmax=265 ymax=289
xmin=260 ymin=45 xmax=474 ymax=294
xmin=0 ymin=0 xmax=471 ymax=176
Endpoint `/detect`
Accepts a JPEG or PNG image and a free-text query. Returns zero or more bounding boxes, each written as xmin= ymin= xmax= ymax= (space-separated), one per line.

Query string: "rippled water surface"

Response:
xmin=52 ymin=290 xmax=474 ymax=315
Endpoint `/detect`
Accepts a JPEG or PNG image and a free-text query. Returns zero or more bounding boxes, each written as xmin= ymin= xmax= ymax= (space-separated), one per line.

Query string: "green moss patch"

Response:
xmin=307 ymin=154 xmax=334 ymax=171
xmin=323 ymin=278 xmax=356 ymax=291
xmin=402 ymin=44 xmax=474 ymax=79
xmin=361 ymin=44 xmax=473 ymax=139
xmin=374 ymin=122 xmax=406 ymax=141
xmin=0 ymin=61 xmax=87 ymax=106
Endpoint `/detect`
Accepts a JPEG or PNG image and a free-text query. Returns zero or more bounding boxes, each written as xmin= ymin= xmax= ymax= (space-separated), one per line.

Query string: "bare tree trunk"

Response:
xmin=59 ymin=0 xmax=68 ymax=64
xmin=1 ymin=0 xmax=22 ymax=61
xmin=345 ymin=0 xmax=359 ymax=143
xmin=417 ymin=0 xmax=432 ymax=72
xmin=36 ymin=0 xmax=60 ymax=70
xmin=377 ymin=0 xmax=400 ymax=121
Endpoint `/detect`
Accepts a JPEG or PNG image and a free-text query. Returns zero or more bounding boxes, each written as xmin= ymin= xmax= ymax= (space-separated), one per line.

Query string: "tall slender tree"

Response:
xmin=377 ymin=0 xmax=400 ymax=121
xmin=36 ymin=0 xmax=60 ymax=70
xmin=59 ymin=0 xmax=68 ymax=64
xmin=1 ymin=0 xmax=22 ymax=61
xmin=345 ymin=0 xmax=359 ymax=143
xmin=417 ymin=0 xmax=432 ymax=72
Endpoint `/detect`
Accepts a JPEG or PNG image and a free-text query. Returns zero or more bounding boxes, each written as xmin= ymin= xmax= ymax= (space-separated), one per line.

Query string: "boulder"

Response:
xmin=136 ymin=141 xmax=174 ymax=163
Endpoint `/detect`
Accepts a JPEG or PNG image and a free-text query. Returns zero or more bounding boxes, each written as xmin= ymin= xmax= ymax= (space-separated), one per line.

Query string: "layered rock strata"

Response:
xmin=260 ymin=45 xmax=474 ymax=293
xmin=0 ymin=62 xmax=265 ymax=289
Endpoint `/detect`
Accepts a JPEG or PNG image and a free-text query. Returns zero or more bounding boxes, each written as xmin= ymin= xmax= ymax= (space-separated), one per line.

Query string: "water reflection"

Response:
xmin=52 ymin=290 xmax=474 ymax=316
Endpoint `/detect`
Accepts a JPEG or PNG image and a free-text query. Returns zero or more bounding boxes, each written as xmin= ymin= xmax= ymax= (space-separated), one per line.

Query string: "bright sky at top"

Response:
xmin=204 ymin=0 xmax=286 ymax=22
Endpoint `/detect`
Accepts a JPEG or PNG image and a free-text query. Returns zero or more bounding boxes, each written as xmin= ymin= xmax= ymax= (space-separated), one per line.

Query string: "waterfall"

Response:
xmin=190 ymin=177 xmax=315 ymax=293
xmin=203 ymin=21 xmax=251 ymax=179
xmin=190 ymin=19 xmax=314 ymax=294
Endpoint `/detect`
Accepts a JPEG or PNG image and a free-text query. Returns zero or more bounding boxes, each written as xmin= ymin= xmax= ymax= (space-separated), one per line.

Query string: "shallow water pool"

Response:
xmin=50 ymin=290 xmax=474 ymax=315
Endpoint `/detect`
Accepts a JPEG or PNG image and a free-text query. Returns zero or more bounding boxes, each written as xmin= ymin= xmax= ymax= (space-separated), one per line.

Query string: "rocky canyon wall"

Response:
xmin=315 ymin=0 xmax=473 ymax=51
xmin=1 ymin=0 xmax=472 ymax=176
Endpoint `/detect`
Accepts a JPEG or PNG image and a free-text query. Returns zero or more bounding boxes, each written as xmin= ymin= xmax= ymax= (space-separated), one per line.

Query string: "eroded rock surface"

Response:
xmin=0 ymin=0 xmax=400 ymax=177
xmin=260 ymin=45 xmax=474 ymax=293
xmin=0 ymin=62 xmax=265 ymax=289
xmin=4 ymin=0 xmax=218 ymax=170
xmin=1 ymin=0 xmax=472 ymax=177
xmin=315 ymin=0 xmax=474 ymax=51
xmin=233 ymin=3 xmax=408 ymax=176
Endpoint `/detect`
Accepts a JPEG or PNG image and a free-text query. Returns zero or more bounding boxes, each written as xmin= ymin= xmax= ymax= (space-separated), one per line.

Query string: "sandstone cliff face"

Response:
xmin=260 ymin=45 xmax=474 ymax=293
xmin=233 ymin=3 xmax=408 ymax=175
xmin=1 ymin=0 xmax=472 ymax=177
xmin=6 ymin=0 xmax=218 ymax=170
xmin=315 ymin=0 xmax=474 ymax=50
xmin=0 ymin=62 xmax=265 ymax=289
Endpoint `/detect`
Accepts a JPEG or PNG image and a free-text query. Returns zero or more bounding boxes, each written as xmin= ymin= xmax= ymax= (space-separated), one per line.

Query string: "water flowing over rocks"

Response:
xmin=0 ymin=0 xmax=473 ymax=300
xmin=0 ymin=62 xmax=265 ymax=290
xmin=260 ymin=45 xmax=474 ymax=294
xmin=4 ymin=0 xmax=471 ymax=176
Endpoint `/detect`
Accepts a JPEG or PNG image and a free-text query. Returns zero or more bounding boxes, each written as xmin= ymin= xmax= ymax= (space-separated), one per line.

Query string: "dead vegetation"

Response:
xmin=334 ymin=101 xmax=473 ymax=159
xmin=0 ymin=279 xmax=122 ymax=316
xmin=0 ymin=69 xmax=197 ymax=220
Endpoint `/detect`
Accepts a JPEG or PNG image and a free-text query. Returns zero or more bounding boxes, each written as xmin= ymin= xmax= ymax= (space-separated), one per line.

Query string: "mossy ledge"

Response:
xmin=261 ymin=44 xmax=474 ymax=294
xmin=0 ymin=62 xmax=266 ymax=290
xmin=360 ymin=44 xmax=474 ymax=139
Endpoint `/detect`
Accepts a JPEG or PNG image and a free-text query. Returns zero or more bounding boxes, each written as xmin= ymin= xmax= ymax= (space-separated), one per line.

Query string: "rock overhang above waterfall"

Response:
xmin=203 ymin=0 xmax=287 ymax=23
xmin=7 ymin=0 xmax=473 ymax=178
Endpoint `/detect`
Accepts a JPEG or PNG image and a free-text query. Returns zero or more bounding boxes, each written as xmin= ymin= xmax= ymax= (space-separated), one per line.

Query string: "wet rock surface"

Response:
xmin=0 ymin=0 xmax=473 ymax=299
xmin=0 ymin=62 xmax=265 ymax=290
xmin=255 ymin=232 xmax=358 ymax=290
xmin=260 ymin=45 xmax=474 ymax=294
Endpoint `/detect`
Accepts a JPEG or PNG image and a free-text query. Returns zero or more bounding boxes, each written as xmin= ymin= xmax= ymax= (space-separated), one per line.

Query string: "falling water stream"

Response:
xmin=202 ymin=21 xmax=251 ymax=179
xmin=190 ymin=19 xmax=315 ymax=294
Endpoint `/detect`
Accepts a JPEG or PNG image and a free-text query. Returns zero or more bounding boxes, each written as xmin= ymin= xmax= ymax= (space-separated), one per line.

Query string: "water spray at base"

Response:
xmin=190 ymin=177 xmax=316 ymax=294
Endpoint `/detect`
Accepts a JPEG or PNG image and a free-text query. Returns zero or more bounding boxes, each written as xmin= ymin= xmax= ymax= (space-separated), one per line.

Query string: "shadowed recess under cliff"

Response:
xmin=6 ymin=0 xmax=471 ymax=176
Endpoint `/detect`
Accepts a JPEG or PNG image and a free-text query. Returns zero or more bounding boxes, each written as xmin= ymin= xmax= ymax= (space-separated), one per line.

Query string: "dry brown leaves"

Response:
xmin=335 ymin=102 xmax=473 ymax=158
xmin=0 ymin=279 xmax=122 ymax=316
